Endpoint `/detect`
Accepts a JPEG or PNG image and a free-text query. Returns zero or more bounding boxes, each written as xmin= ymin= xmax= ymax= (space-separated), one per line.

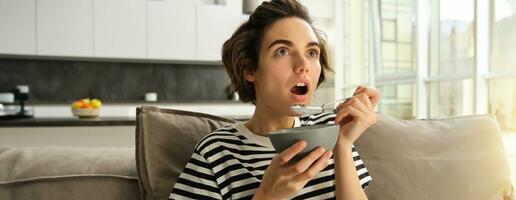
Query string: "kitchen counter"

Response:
xmin=0 ymin=115 xmax=250 ymax=127
xmin=0 ymin=117 xmax=135 ymax=127
xmin=29 ymin=102 xmax=255 ymax=118
xmin=0 ymin=102 xmax=254 ymax=127
xmin=0 ymin=103 xmax=253 ymax=147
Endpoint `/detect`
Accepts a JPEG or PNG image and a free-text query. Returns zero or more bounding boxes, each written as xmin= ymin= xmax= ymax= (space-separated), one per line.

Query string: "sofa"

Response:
xmin=0 ymin=105 xmax=513 ymax=200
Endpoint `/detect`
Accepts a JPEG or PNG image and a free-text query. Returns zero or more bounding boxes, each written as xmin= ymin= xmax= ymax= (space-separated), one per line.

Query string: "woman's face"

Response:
xmin=245 ymin=17 xmax=322 ymax=116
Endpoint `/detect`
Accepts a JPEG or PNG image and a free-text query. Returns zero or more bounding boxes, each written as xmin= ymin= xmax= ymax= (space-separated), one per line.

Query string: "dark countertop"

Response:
xmin=0 ymin=115 xmax=250 ymax=127
xmin=29 ymin=100 xmax=245 ymax=105
xmin=0 ymin=117 xmax=136 ymax=127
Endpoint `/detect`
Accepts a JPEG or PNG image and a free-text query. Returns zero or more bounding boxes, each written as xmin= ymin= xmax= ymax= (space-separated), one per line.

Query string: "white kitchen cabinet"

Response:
xmin=36 ymin=0 xmax=93 ymax=56
xmin=94 ymin=0 xmax=146 ymax=59
xmin=0 ymin=0 xmax=36 ymax=55
xmin=196 ymin=5 xmax=241 ymax=61
xmin=0 ymin=0 xmax=246 ymax=62
xmin=147 ymin=0 xmax=196 ymax=60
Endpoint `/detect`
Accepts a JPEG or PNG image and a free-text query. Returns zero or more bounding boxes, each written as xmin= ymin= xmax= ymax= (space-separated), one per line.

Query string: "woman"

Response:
xmin=171 ymin=0 xmax=380 ymax=199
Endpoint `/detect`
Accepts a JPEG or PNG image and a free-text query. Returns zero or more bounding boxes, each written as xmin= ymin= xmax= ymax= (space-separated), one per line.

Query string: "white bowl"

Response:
xmin=71 ymin=108 xmax=100 ymax=118
xmin=269 ymin=124 xmax=339 ymax=163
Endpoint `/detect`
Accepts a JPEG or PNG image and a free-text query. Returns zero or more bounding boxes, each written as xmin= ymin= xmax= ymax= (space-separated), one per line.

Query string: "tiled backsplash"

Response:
xmin=0 ymin=58 xmax=231 ymax=103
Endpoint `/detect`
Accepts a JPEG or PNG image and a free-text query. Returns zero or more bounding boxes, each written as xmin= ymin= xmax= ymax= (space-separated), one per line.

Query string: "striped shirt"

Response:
xmin=170 ymin=112 xmax=371 ymax=200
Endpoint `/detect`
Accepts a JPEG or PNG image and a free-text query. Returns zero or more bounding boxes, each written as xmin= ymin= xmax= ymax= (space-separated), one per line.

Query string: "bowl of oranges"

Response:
xmin=71 ymin=98 xmax=102 ymax=118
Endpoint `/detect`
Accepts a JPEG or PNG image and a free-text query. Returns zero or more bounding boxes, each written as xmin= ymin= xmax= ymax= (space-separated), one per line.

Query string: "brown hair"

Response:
xmin=222 ymin=0 xmax=332 ymax=104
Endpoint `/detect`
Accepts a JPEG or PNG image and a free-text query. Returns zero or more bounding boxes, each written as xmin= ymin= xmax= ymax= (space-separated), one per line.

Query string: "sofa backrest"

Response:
xmin=355 ymin=114 xmax=513 ymax=200
xmin=135 ymin=106 xmax=513 ymax=200
xmin=0 ymin=147 xmax=139 ymax=200
xmin=135 ymin=106 xmax=236 ymax=200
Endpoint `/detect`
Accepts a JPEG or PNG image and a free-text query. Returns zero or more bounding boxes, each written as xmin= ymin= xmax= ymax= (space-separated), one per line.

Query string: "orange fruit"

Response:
xmin=82 ymin=104 xmax=92 ymax=109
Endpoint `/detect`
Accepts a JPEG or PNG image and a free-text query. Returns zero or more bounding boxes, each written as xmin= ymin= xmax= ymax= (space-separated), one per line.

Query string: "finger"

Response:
xmin=335 ymin=106 xmax=350 ymax=124
xmin=335 ymin=96 xmax=352 ymax=112
xmin=274 ymin=140 xmax=307 ymax=166
xmin=360 ymin=87 xmax=380 ymax=108
xmin=353 ymin=85 xmax=363 ymax=95
xmin=335 ymin=100 xmax=352 ymax=124
xmin=336 ymin=102 xmax=345 ymax=112
xmin=357 ymin=93 xmax=373 ymax=111
xmin=338 ymin=96 xmax=354 ymax=110
xmin=336 ymin=97 xmax=364 ymax=123
xmin=343 ymin=97 xmax=369 ymax=114
xmin=335 ymin=104 xmax=366 ymax=125
xmin=353 ymin=87 xmax=380 ymax=107
xmin=352 ymin=97 xmax=370 ymax=113
xmin=287 ymin=146 xmax=326 ymax=176
xmin=293 ymin=150 xmax=333 ymax=182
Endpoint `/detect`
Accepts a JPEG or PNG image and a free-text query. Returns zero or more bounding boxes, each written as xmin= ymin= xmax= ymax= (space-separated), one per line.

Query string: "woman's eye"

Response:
xmin=274 ymin=48 xmax=289 ymax=56
xmin=307 ymin=49 xmax=319 ymax=58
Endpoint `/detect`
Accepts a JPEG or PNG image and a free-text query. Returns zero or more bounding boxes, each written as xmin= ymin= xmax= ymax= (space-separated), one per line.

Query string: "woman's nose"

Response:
xmin=294 ymin=54 xmax=309 ymax=73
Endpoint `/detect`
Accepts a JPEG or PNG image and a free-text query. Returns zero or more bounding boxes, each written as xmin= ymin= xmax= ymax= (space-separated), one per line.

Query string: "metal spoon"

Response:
xmin=291 ymin=97 xmax=351 ymax=116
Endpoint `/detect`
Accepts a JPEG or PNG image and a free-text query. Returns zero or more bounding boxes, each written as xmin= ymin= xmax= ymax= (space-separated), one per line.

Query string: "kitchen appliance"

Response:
xmin=0 ymin=85 xmax=34 ymax=120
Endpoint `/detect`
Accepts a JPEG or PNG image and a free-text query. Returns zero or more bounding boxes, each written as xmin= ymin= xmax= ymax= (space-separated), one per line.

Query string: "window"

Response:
xmin=490 ymin=0 xmax=516 ymax=133
xmin=427 ymin=0 xmax=476 ymax=118
xmin=380 ymin=0 xmax=414 ymax=74
xmin=492 ymin=0 xmax=516 ymax=72
xmin=489 ymin=78 xmax=516 ymax=132
xmin=378 ymin=84 xmax=415 ymax=119
xmin=342 ymin=0 xmax=371 ymax=96
xmin=336 ymin=0 xmax=516 ymax=131
xmin=433 ymin=0 xmax=475 ymax=76
xmin=375 ymin=0 xmax=416 ymax=119
xmin=428 ymin=79 xmax=474 ymax=118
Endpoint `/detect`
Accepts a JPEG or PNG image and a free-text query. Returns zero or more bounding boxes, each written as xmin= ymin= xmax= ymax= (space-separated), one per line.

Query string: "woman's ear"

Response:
xmin=242 ymin=59 xmax=256 ymax=82
xmin=244 ymin=70 xmax=255 ymax=82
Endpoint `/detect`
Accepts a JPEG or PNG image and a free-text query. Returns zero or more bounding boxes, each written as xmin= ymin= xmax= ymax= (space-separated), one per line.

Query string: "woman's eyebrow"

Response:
xmin=267 ymin=39 xmax=293 ymax=49
xmin=306 ymin=41 xmax=320 ymax=48
xmin=267 ymin=40 xmax=320 ymax=50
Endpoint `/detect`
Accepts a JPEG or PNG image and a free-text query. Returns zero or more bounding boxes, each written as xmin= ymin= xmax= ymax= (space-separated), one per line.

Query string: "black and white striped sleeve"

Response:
xmin=170 ymin=149 xmax=222 ymax=200
xmin=352 ymin=146 xmax=372 ymax=189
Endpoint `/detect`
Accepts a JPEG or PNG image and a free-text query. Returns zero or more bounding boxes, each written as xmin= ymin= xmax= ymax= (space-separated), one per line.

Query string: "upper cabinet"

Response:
xmin=36 ymin=0 xmax=93 ymax=56
xmin=147 ymin=0 xmax=196 ymax=60
xmin=196 ymin=5 xmax=241 ymax=61
xmin=0 ymin=0 xmax=36 ymax=55
xmin=93 ymin=0 xmax=146 ymax=59
xmin=0 ymin=0 xmax=243 ymax=61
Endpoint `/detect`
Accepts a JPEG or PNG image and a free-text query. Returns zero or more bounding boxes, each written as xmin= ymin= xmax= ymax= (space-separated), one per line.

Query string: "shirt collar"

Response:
xmin=235 ymin=117 xmax=301 ymax=148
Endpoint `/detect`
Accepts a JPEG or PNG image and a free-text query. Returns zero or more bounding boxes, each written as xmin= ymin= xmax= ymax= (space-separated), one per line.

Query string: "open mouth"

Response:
xmin=290 ymin=82 xmax=309 ymax=95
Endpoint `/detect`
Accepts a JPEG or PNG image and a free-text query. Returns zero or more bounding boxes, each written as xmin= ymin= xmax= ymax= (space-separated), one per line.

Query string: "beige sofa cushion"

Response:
xmin=135 ymin=106 xmax=236 ymax=200
xmin=355 ymin=114 xmax=513 ymax=200
xmin=0 ymin=147 xmax=138 ymax=200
